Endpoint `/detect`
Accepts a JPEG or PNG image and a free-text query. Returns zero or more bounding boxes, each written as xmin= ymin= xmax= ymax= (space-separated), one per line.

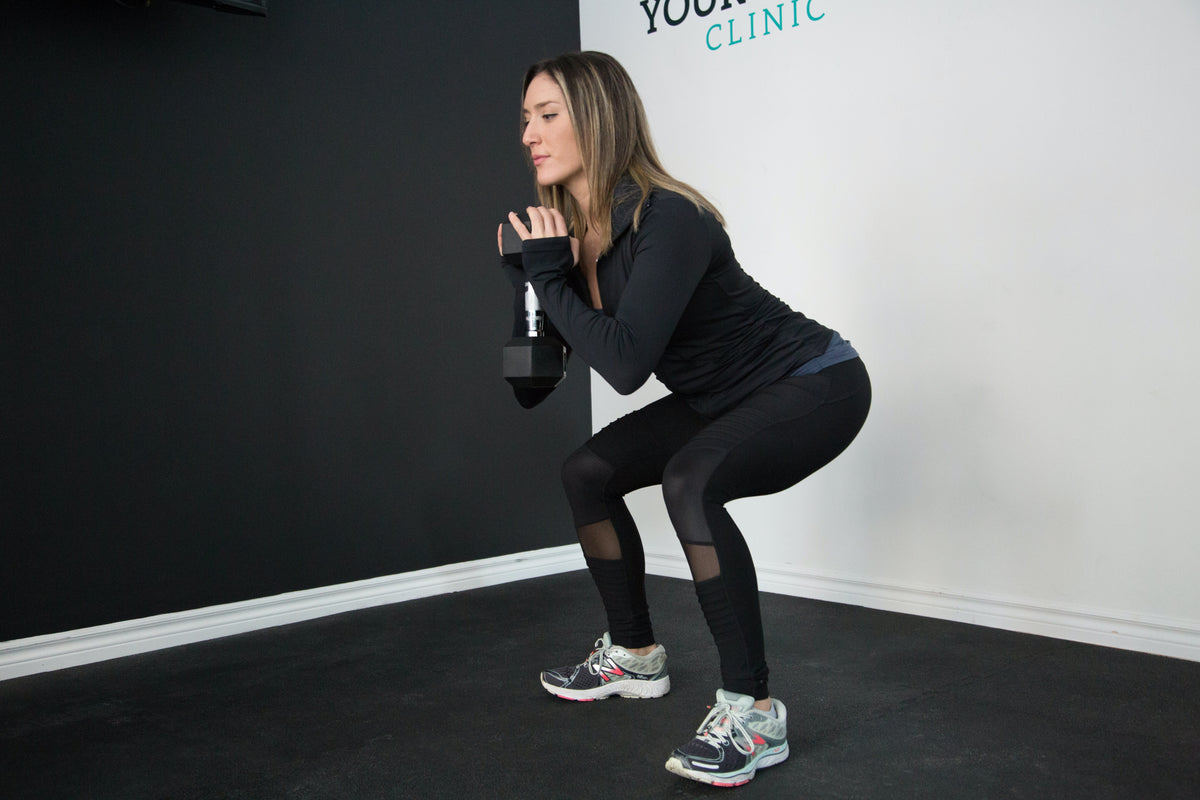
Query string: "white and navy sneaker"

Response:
xmin=539 ymin=632 xmax=670 ymax=701
xmin=665 ymin=689 xmax=789 ymax=787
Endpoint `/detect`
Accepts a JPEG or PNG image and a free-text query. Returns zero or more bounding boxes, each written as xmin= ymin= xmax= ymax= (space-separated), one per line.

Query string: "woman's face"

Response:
xmin=522 ymin=72 xmax=586 ymax=197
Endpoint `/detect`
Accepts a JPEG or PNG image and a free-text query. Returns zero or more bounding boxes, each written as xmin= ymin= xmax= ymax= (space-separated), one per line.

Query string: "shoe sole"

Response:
xmin=540 ymin=674 xmax=670 ymax=701
xmin=664 ymin=742 xmax=789 ymax=787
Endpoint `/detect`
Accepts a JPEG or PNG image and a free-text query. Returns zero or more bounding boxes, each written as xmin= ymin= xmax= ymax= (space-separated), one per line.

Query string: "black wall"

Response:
xmin=0 ymin=1 xmax=585 ymax=641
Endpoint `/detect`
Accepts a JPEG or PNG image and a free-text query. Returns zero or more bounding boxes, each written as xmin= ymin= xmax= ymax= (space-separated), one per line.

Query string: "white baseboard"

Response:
xmin=0 ymin=545 xmax=586 ymax=682
xmin=5 ymin=546 xmax=1196 ymax=683
xmin=644 ymin=552 xmax=1200 ymax=663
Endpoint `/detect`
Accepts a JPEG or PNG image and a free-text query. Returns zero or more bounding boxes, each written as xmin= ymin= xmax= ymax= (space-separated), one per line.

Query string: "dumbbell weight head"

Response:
xmin=504 ymin=335 xmax=566 ymax=388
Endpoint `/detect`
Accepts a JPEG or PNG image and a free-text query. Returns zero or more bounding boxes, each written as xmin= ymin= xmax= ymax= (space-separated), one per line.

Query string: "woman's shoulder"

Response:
xmin=623 ymin=187 xmax=729 ymax=265
xmin=640 ymin=186 xmax=716 ymax=227
xmin=610 ymin=178 xmax=722 ymax=245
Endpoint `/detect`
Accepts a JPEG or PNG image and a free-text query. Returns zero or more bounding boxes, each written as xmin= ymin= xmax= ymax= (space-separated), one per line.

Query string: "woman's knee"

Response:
xmin=561 ymin=444 xmax=614 ymax=516
xmin=661 ymin=451 xmax=716 ymax=534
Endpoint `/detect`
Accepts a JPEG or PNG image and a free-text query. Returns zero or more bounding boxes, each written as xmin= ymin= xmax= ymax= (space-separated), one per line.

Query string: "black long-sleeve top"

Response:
xmin=510 ymin=184 xmax=834 ymax=417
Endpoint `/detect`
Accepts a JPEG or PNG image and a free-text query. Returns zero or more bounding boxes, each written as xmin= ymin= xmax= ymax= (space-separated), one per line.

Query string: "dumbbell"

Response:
xmin=500 ymin=220 xmax=566 ymax=389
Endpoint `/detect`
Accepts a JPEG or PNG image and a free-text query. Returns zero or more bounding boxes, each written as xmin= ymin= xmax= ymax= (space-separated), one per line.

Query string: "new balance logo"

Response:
xmin=598 ymin=657 xmax=627 ymax=682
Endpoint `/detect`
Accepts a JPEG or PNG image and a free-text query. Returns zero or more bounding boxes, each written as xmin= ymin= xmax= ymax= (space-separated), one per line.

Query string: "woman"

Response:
xmin=497 ymin=51 xmax=870 ymax=787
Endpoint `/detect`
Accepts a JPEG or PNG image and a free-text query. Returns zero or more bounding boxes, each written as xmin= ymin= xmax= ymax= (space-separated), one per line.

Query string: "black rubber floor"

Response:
xmin=2 ymin=572 xmax=1197 ymax=799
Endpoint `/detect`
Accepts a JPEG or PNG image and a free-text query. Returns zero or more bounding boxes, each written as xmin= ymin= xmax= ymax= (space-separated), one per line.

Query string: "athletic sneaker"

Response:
xmin=539 ymin=632 xmax=670 ymax=701
xmin=664 ymin=689 xmax=789 ymax=787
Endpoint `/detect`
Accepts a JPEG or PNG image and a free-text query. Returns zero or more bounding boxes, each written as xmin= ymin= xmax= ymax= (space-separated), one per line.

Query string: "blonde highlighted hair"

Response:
xmin=522 ymin=51 xmax=723 ymax=255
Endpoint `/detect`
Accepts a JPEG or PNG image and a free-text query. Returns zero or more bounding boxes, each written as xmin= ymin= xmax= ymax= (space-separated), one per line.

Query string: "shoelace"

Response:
xmin=584 ymin=637 xmax=610 ymax=675
xmin=695 ymin=701 xmax=757 ymax=756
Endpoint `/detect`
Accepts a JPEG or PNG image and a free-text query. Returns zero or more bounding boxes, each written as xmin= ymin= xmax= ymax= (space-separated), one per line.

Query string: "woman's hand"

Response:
xmin=500 ymin=206 xmax=580 ymax=266
xmin=511 ymin=206 xmax=566 ymax=239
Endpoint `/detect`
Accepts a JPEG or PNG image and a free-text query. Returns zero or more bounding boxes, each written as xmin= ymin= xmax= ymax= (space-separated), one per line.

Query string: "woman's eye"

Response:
xmin=543 ymin=114 xmax=557 ymax=122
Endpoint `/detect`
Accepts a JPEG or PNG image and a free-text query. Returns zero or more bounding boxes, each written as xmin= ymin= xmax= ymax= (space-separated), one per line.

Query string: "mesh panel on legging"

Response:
xmin=577 ymin=520 xmax=622 ymax=560
xmin=682 ymin=542 xmax=721 ymax=583
xmin=561 ymin=444 xmax=655 ymax=649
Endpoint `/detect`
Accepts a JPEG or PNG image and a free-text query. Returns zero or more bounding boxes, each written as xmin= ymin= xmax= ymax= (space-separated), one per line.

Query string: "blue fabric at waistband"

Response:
xmin=789 ymin=331 xmax=859 ymax=377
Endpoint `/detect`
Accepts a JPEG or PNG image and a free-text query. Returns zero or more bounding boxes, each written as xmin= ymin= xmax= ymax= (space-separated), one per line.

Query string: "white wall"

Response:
xmin=580 ymin=0 xmax=1200 ymax=659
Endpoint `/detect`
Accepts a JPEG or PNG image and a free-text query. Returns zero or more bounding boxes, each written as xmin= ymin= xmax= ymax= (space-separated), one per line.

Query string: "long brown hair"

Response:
xmin=522 ymin=51 xmax=723 ymax=255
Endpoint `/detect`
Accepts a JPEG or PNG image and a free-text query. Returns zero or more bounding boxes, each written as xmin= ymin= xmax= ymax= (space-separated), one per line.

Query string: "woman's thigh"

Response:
xmin=673 ymin=358 xmax=872 ymax=506
xmin=583 ymin=391 xmax=712 ymax=498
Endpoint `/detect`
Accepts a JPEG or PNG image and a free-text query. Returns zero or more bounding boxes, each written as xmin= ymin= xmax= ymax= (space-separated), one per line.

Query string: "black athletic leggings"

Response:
xmin=560 ymin=357 xmax=871 ymax=700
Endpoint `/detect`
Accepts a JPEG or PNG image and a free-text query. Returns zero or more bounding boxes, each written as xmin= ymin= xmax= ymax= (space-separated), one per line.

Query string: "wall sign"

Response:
xmin=639 ymin=0 xmax=826 ymax=50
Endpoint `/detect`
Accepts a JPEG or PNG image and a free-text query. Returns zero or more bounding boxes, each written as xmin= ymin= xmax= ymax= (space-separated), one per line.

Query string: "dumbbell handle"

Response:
xmin=523 ymin=282 xmax=544 ymax=338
